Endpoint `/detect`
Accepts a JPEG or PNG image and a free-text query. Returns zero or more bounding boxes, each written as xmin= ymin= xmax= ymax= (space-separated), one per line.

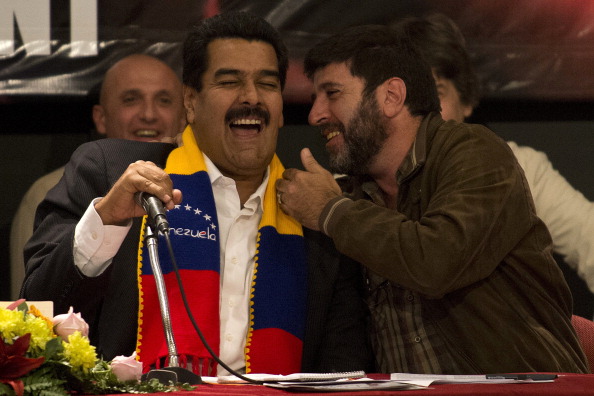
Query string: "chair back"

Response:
xmin=572 ymin=315 xmax=594 ymax=373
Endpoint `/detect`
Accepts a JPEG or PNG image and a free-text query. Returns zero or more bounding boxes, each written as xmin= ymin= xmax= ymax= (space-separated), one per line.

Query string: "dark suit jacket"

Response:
xmin=22 ymin=138 xmax=372 ymax=373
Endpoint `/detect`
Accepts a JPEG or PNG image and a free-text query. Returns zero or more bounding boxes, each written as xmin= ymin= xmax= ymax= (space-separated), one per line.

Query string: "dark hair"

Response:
xmin=183 ymin=12 xmax=288 ymax=91
xmin=304 ymin=24 xmax=440 ymax=117
xmin=391 ymin=13 xmax=481 ymax=109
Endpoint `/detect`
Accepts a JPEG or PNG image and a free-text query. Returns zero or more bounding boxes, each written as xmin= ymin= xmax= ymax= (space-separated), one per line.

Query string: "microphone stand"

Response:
xmin=141 ymin=224 xmax=202 ymax=385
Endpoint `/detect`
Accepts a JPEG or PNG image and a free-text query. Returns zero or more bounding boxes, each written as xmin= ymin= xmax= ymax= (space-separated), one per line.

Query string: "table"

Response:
xmin=101 ymin=373 xmax=594 ymax=395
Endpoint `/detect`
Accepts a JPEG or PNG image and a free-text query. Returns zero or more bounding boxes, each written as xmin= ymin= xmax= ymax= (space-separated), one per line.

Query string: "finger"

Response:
xmin=300 ymin=148 xmax=325 ymax=174
xmin=127 ymin=162 xmax=174 ymax=202
xmin=163 ymin=188 xmax=183 ymax=210
xmin=281 ymin=168 xmax=299 ymax=181
xmin=135 ymin=160 xmax=157 ymax=168
xmin=275 ymin=178 xmax=284 ymax=192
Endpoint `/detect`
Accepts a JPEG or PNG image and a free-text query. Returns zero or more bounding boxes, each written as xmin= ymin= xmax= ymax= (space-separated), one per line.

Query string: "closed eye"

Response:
xmin=259 ymin=81 xmax=280 ymax=90
xmin=326 ymin=89 xmax=339 ymax=98
xmin=219 ymin=80 xmax=239 ymax=86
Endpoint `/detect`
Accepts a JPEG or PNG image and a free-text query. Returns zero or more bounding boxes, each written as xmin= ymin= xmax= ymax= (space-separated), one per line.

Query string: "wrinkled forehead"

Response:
xmin=311 ymin=62 xmax=365 ymax=93
xmin=205 ymin=38 xmax=279 ymax=75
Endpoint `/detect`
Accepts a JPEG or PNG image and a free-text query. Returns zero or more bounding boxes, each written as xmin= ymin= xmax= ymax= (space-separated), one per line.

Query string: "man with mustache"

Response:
xmin=22 ymin=12 xmax=371 ymax=376
xmin=276 ymin=25 xmax=588 ymax=373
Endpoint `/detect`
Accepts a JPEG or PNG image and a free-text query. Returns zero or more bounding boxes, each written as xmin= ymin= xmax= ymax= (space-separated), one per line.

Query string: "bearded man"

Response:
xmin=276 ymin=24 xmax=588 ymax=374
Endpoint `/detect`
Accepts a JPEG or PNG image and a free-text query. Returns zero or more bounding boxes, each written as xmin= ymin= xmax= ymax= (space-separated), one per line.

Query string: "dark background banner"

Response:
xmin=2 ymin=0 xmax=594 ymax=313
xmin=1 ymin=0 xmax=593 ymax=102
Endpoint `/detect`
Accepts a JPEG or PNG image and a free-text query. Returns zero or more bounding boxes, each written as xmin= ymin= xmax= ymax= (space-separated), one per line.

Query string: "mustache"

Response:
xmin=225 ymin=106 xmax=270 ymax=126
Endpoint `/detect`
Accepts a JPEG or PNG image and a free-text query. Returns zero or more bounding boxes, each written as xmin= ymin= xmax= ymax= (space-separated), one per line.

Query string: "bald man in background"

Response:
xmin=10 ymin=54 xmax=186 ymax=299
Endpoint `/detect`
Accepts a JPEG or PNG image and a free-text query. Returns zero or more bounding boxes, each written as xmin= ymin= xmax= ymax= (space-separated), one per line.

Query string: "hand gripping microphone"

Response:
xmin=134 ymin=192 xmax=170 ymax=233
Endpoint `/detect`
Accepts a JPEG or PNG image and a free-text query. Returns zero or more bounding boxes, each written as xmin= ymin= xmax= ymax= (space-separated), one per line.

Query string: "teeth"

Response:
xmin=326 ymin=131 xmax=341 ymax=141
xmin=135 ymin=130 xmax=158 ymax=137
xmin=231 ymin=119 xmax=262 ymax=126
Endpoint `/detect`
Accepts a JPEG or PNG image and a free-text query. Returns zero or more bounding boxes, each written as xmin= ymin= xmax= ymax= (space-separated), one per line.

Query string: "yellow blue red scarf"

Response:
xmin=136 ymin=126 xmax=307 ymax=375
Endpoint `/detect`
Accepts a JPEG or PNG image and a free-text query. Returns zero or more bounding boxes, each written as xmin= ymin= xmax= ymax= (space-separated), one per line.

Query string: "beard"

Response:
xmin=328 ymin=94 xmax=388 ymax=175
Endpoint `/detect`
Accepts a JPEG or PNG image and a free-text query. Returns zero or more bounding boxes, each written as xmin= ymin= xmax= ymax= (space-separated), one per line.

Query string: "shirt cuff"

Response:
xmin=73 ymin=197 xmax=132 ymax=277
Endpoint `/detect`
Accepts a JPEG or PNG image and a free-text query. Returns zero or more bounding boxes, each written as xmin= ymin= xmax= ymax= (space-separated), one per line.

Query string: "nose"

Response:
xmin=141 ymin=100 xmax=157 ymax=122
xmin=308 ymin=96 xmax=328 ymax=126
xmin=239 ymin=81 xmax=259 ymax=105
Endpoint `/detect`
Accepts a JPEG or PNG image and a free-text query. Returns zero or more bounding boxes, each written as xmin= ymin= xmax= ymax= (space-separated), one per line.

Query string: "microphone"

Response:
xmin=134 ymin=192 xmax=170 ymax=233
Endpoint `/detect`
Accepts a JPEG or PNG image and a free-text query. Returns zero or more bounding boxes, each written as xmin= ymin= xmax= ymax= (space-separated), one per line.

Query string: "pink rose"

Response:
xmin=110 ymin=352 xmax=142 ymax=382
xmin=52 ymin=306 xmax=89 ymax=340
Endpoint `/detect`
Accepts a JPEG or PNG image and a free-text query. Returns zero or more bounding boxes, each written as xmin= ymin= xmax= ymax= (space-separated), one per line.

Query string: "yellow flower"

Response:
xmin=0 ymin=308 xmax=26 ymax=341
xmin=22 ymin=314 xmax=55 ymax=351
xmin=1 ymin=304 xmax=187 ymax=393
xmin=0 ymin=308 xmax=55 ymax=352
xmin=28 ymin=304 xmax=54 ymax=330
xmin=62 ymin=331 xmax=98 ymax=373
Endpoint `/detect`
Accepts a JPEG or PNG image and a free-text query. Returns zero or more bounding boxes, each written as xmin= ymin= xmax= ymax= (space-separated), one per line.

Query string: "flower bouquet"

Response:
xmin=0 ymin=300 xmax=195 ymax=395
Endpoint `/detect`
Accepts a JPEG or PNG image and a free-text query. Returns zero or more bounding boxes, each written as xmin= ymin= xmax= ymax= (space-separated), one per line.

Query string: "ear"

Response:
xmin=463 ymin=103 xmax=473 ymax=119
xmin=381 ymin=77 xmax=406 ymax=118
xmin=183 ymin=85 xmax=196 ymax=124
xmin=92 ymin=104 xmax=107 ymax=135
xmin=178 ymin=104 xmax=188 ymax=132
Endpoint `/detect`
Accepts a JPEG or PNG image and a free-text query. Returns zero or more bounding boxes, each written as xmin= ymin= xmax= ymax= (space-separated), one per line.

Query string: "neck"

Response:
xmin=204 ymin=154 xmax=267 ymax=207
xmin=234 ymin=175 xmax=265 ymax=207
xmin=367 ymin=115 xmax=421 ymax=205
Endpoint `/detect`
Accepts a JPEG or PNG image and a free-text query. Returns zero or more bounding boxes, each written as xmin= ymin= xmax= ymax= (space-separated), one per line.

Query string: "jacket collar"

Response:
xmin=396 ymin=112 xmax=444 ymax=185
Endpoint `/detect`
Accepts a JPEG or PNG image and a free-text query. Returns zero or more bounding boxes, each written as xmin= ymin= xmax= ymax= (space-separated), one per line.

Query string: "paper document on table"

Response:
xmin=217 ymin=370 xmax=366 ymax=384
xmin=391 ymin=373 xmax=557 ymax=385
xmin=266 ymin=378 xmax=428 ymax=392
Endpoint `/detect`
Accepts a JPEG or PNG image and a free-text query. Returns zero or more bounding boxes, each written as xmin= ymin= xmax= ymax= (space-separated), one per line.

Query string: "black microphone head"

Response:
xmin=135 ymin=192 xmax=170 ymax=233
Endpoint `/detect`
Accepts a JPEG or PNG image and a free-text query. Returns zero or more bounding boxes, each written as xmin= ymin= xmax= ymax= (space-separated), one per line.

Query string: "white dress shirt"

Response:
xmin=508 ymin=141 xmax=594 ymax=294
xmin=73 ymin=153 xmax=269 ymax=375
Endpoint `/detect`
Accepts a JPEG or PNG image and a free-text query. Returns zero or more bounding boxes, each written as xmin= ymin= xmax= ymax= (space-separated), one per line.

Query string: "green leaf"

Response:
xmin=14 ymin=301 xmax=28 ymax=312
xmin=21 ymin=366 xmax=68 ymax=396
xmin=42 ymin=338 xmax=63 ymax=360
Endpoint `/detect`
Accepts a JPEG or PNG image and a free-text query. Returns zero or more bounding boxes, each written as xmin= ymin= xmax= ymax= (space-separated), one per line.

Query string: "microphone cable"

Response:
xmin=161 ymin=230 xmax=265 ymax=385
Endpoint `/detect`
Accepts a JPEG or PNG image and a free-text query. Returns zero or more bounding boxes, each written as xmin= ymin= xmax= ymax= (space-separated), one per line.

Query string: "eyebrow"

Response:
xmin=214 ymin=68 xmax=241 ymax=79
xmin=119 ymin=89 xmax=174 ymax=98
xmin=259 ymin=69 xmax=280 ymax=80
xmin=214 ymin=68 xmax=280 ymax=80
xmin=319 ymin=82 xmax=342 ymax=90
xmin=120 ymin=89 xmax=142 ymax=96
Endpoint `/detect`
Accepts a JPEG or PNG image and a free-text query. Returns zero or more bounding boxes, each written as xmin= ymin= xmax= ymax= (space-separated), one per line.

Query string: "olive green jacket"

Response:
xmin=321 ymin=112 xmax=588 ymax=374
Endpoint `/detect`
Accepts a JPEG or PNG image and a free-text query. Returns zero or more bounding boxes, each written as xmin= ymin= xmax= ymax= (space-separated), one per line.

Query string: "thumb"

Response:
xmin=300 ymin=148 xmax=325 ymax=173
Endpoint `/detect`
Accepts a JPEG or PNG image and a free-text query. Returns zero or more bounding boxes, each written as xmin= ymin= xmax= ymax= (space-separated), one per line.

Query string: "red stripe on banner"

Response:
xmin=138 ymin=269 xmax=220 ymax=372
xmin=249 ymin=328 xmax=302 ymax=375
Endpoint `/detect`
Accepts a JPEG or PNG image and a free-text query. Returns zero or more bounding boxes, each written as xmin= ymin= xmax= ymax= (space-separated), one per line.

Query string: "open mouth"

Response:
xmin=320 ymin=123 xmax=345 ymax=142
xmin=325 ymin=131 xmax=341 ymax=141
xmin=225 ymin=106 xmax=269 ymax=135
xmin=229 ymin=118 xmax=263 ymax=133
xmin=135 ymin=129 xmax=159 ymax=138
